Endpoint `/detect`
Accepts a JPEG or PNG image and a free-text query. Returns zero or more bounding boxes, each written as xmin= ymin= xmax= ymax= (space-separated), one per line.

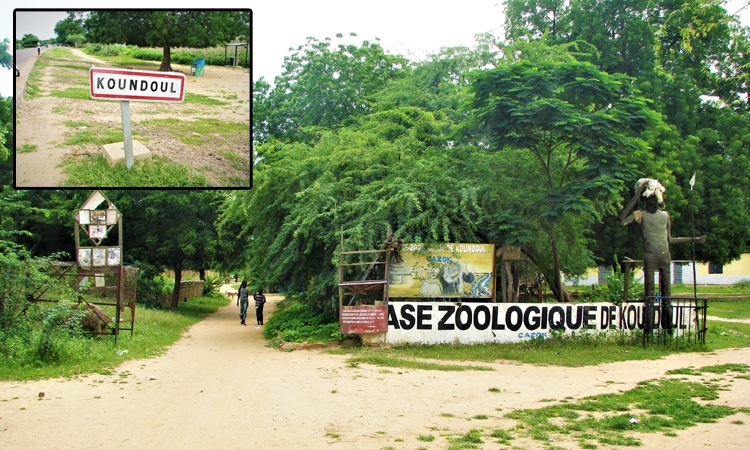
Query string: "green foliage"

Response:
xmin=586 ymin=260 xmax=643 ymax=304
xmin=85 ymin=11 xmax=250 ymax=70
xmin=0 ymin=294 xmax=228 ymax=381
xmin=263 ymin=301 xmax=342 ymax=343
xmin=202 ymin=274 xmax=221 ymax=295
xmin=61 ymin=154 xmax=210 ymax=188
xmin=505 ymin=377 xmax=738 ymax=446
xmin=20 ymin=33 xmax=41 ymax=48
xmin=0 ymin=38 xmax=11 ymax=70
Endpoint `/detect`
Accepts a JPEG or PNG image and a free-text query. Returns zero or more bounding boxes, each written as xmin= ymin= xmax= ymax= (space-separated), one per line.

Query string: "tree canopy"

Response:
xmin=84 ymin=10 xmax=250 ymax=71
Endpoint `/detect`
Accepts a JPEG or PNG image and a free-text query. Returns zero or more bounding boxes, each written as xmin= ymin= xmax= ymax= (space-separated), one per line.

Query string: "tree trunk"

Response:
xmin=199 ymin=268 xmax=206 ymax=281
xmin=549 ymin=228 xmax=572 ymax=302
xmin=171 ymin=260 xmax=182 ymax=308
xmin=159 ymin=46 xmax=173 ymax=72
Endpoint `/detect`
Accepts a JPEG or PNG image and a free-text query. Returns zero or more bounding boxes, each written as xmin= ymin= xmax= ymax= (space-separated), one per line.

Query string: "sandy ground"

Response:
xmin=1 ymin=285 xmax=748 ymax=449
xmin=14 ymin=48 xmax=250 ymax=187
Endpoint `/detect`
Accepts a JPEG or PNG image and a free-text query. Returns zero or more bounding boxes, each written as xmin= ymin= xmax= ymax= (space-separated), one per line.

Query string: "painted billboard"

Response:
xmin=388 ymin=243 xmax=495 ymax=299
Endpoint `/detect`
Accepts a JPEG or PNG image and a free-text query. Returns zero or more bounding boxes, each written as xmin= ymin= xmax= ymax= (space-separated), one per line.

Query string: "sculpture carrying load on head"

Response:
xmin=620 ymin=178 xmax=705 ymax=331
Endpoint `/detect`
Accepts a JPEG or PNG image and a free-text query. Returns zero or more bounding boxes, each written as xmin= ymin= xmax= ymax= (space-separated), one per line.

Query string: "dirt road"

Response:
xmin=1 ymin=287 xmax=748 ymax=449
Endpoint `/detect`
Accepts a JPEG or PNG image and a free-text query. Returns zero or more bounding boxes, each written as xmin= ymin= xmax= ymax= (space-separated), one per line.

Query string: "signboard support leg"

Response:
xmin=120 ymin=100 xmax=134 ymax=169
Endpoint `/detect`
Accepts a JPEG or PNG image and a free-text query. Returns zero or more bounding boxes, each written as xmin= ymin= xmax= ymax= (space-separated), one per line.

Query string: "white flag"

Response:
xmin=689 ymin=172 xmax=696 ymax=190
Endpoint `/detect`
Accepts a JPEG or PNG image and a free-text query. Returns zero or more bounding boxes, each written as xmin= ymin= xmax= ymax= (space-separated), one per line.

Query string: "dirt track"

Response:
xmin=0 ymin=286 xmax=748 ymax=449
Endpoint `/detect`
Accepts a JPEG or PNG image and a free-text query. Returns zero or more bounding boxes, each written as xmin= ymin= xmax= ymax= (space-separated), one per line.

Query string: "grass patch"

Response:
xmin=62 ymin=153 xmax=210 ymax=187
xmin=346 ymin=349 xmax=494 ymax=372
xmin=417 ymin=434 xmax=435 ymax=442
xmin=17 ymin=144 xmax=38 ymax=154
xmin=666 ymin=363 xmax=748 ymax=376
xmin=50 ymin=87 xmax=93 ymax=100
xmin=63 ymin=124 xmax=126 ymax=146
xmin=184 ymin=92 xmax=227 ymax=106
xmin=0 ymin=294 xmax=228 ymax=381
xmin=139 ymin=117 xmax=247 ymax=147
xmin=447 ymin=429 xmax=483 ymax=449
xmin=52 ymin=105 xmax=73 ymax=115
xmin=503 ymin=378 xmax=737 ymax=447
xmin=24 ymin=58 xmax=49 ymax=100
xmin=708 ymin=299 xmax=750 ymax=319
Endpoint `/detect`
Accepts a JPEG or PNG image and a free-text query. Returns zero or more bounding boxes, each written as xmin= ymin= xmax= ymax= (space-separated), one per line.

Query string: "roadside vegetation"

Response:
xmin=83 ymin=43 xmax=249 ymax=68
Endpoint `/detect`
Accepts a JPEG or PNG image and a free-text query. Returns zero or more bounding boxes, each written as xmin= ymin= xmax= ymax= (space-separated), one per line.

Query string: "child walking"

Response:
xmin=254 ymin=288 xmax=266 ymax=325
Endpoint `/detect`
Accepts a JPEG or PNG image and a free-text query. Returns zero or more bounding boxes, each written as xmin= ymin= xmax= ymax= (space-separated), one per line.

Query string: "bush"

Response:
xmin=202 ymin=274 xmax=221 ymax=295
xmin=586 ymin=259 xmax=642 ymax=304
xmin=264 ymin=301 xmax=342 ymax=343
xmin=131 ymin=48 xmax=163 ymax=61
xmin=136 ymin=275 xmax=173 ymax=308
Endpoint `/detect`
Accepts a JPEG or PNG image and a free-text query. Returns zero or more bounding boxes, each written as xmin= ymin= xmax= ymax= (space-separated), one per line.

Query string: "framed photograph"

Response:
xmin=89 ymin=225 xmax=107 ymax=239
xmin=90 ymin=210 xmax=106 ymax=224
xmin=107 ymin=247 xmax=121 ymax=266
xmin=78 ymin=248 xmax=92 ymax=267
xmin=78 ymin=210 xmax=90 ymax=225
xmin=94 ymin=274 xmax=105 ymax=288
xmin=93 ymin=248 xmax=106 ymax=267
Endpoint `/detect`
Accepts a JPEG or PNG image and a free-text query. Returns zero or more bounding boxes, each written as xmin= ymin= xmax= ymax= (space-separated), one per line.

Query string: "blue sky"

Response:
xmin=1 ymin=1 xmax=749 ymax=98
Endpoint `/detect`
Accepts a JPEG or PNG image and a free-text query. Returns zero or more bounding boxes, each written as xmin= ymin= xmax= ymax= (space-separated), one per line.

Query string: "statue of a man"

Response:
xmin=620 ymin=178 xmax=704 ymax=331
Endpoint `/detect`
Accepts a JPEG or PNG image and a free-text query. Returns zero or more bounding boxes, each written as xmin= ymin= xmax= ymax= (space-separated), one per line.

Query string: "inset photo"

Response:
xmin=13 ymin=9 xmax=251 ymax=188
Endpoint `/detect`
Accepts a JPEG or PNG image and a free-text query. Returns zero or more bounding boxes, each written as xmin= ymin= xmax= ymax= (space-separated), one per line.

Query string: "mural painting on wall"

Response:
xmin=389 ymin=243 xmax=495 ymax=299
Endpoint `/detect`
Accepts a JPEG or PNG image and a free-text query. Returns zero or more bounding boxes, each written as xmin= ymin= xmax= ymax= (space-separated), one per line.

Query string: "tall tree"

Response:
xmin=85 ymin=11 xmax=250 ymax=71
xmin=53 ymin=12 xmax=85 ymax=46
xmin=466 ymin=60 xmax=661 ymax=301
xmin=255 ymin=35 xmax=408 ymax=143
xmin=112 ymin=190 xmax=221 ymax=307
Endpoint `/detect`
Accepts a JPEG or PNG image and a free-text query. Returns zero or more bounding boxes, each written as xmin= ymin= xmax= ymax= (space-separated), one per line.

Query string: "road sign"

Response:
xmin=89 ymin=67 xmax=186 ymax=102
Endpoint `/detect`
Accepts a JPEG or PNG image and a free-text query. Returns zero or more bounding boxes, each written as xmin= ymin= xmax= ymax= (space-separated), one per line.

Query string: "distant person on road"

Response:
xmin=254 ymin=288 xmax=266 ymax=325
xmin=237 ymin=280 xmax=249 ymax=325
xmin=37 ymin=42 xmax=40 ymax=55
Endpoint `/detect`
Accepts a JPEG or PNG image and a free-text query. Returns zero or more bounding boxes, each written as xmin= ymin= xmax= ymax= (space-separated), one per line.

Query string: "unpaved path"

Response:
xmin=15 ymin=48 xmax=250 ymax=187
xmin=1 ymin=287 xmax=748 ymax=449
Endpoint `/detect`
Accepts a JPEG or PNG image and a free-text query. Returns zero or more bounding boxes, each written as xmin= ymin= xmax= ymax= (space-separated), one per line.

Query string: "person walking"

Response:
xmin=237 ymin=280 xmax=249 ymax=325
xmin=37 ymin=42 xmax=40 ymax=56
xmin=254 ymin=288 xmax=266 ymax=325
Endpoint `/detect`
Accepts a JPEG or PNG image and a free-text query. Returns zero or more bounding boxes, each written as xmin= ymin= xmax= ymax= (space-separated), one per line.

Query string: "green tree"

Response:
xmin=466 ymin=60 xmax=660 ymax=301
xmin=67 ymin=34 xmax=85 ymax=48
xmin=20 ymin=34 xmax=40 ymax=49
xmin=255 ymin=35 xmax=408 ymax=143
xmin=84 ymin=11 xmax=249 ymax=71
xmin=53 ymin=12 xmax=85 ymax=45
xmin=222 ymin=102 xmax=481 ymax=316
xmin=0 ymin=38 xmax=12 ymax=71
xmin=111 ymin=190 xmax=222 ymax=308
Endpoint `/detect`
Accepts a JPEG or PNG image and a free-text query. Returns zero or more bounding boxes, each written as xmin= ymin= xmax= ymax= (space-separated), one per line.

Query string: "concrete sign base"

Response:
xmin=102 ymin=140 xmax=151 ymax=167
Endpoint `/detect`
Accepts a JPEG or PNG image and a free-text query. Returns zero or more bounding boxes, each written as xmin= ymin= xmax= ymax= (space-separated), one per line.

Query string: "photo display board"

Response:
xmin=388 ymin=243 xmax=495 ymax=299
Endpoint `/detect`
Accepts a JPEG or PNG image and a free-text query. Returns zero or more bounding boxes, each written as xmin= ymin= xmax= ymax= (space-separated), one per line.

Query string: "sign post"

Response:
xmin=89 ymin=67 xmax=186 ymax=169
xmin=121 ymin=101 xmax=133 ymax=168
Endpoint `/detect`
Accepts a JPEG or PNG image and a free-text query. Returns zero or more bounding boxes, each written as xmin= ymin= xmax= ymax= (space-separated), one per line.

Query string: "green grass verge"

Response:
xmin=0 ymin=294 xmax=229 ymax=381
xmin=708 ymin=299 xmax=750 ymax=319
xmin=62 ymin=153 xmax=211 ymax=187
xmin=333 ymin=320 xmax=750 ymax=370
xmin=24 ymin=58 xmax=49 ymax=100
xmin=50 ymin=87 xmax=93 ymax=100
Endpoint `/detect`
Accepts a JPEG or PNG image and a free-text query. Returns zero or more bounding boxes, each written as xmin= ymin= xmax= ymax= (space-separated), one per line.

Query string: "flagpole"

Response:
xmin=690 ymin=173 xmax=697 ymax=300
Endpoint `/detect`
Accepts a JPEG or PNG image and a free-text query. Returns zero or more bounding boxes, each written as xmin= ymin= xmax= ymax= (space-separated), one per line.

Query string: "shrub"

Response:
xmin=264 ymin=301 xmax=342 ymax=343
xmin=586 ymin=259 xmax=642 ymax=304
xmin=202 ymin=274 xmax=221 ymax=295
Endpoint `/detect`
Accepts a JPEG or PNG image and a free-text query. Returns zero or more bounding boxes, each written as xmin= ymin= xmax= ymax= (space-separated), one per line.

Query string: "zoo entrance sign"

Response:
xmin=89 ymin=67 xmax=186 ymax=102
